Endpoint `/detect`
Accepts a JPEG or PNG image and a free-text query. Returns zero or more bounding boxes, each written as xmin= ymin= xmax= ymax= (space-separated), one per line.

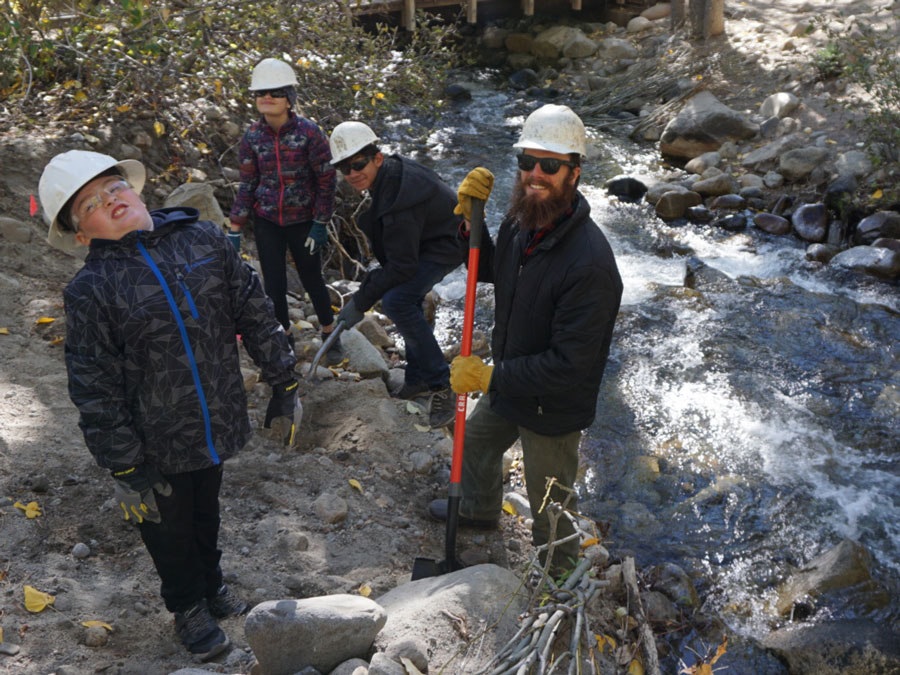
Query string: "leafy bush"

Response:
xmin=1 ymin=1 xmax=459 ymax=135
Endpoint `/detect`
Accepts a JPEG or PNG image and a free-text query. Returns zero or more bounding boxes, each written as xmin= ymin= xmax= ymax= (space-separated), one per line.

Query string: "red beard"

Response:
xmin=507 ymin=170 xmax=577 ymax=231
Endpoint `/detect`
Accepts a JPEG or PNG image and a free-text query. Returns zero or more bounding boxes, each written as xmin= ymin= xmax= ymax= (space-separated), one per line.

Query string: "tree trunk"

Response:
xmin=689 ymin=0 xmax=725 ymax=39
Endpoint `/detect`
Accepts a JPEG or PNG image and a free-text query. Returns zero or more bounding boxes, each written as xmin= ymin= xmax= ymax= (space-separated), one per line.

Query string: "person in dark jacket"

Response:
xmin=429 ymin=105 xmax=623 ymax=573
xmin=40 ymin=150 xmax=300 ymax=661
xmin=229 ymin=58 xmax=342 ymax=365
xmin=329 ymin=121 xmax=464 ymax=428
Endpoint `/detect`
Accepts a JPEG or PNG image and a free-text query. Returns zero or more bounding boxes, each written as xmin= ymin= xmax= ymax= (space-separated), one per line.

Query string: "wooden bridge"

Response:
xmin=353 ymin=0 xmax=601 ymax=31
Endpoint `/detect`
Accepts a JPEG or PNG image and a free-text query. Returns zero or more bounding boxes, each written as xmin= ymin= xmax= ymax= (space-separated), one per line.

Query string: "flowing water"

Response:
xmin=382 ymin=78 xmax=900 ymax=664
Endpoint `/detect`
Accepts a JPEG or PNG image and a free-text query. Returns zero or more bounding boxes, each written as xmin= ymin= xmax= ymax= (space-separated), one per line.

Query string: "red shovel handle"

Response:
xmin=449 ymin=198 xmax=484 ymax=486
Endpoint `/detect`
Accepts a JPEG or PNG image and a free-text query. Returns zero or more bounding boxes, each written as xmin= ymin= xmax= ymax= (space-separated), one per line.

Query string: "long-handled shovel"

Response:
xmin=412 ymin=197 xmax=485 ymax=580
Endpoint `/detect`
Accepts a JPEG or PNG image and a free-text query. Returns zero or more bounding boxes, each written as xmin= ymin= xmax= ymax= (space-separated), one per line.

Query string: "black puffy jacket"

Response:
xmin=64 ymin=208 xmax=296 ymax=474
xmin=474 ymin=193 xmax=622 ymax=436
xmin=354 ymin=155 xmax=464 ymax=311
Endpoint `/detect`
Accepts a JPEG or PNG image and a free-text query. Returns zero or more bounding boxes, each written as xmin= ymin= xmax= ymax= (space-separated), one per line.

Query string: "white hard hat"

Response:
xmin=39 ymin=150 xmax=145 ymax=251
xmin=329 ymin=121 xmax=380 ymax=165
xmin=249 ymin=58 xmax=298 ymax=91
xmin=513 ymin=104 xmax=587 ymax=158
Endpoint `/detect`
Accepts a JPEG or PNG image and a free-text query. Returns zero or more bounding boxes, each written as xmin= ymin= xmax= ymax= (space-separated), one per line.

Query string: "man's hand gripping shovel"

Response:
xmin=411 ymin=197 xmax=485 ymax=580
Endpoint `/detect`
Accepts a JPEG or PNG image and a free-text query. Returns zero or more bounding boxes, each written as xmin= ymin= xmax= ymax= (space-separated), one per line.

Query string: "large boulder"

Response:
xmin=244 ymin=595 xmax=388 ymax=675
xmin=532 ymin=26 xmax=590 ymax=59
xmin=763 ymin=620 xmax=900 ymax=675
xmin=375 ymin=564 xmax=528 ymax=673
xmin=775 ymin=539 xmax=873 ymax=616
xmin=856 ymin=211 xmax=900 ymax=244
xmin=660 ymin=91 xmax=759 ymax=159
xmin=340 ymin=328 xmax=389 ymax=380
xmin=831 ymin=246 xmax=900 ymax=279
xmin=779 ymin=147 xmax=829 ymax=182
xmin=164 ymin=182 xmax=226 ymax=227
xmin=792 ymin=203 xmax=828 ymax=243
xmin=599 ymin=37 xmax=639 ymax=60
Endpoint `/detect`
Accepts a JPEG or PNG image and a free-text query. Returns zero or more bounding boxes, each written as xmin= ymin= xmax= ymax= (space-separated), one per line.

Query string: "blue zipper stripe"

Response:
xmin=137 ymin=241 xmax=220 ymax=464
xmin=178 ymin=279 xmax=200 ymax=319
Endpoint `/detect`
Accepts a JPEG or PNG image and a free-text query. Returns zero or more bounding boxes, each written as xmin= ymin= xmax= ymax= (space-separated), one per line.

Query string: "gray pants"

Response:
xmin=460 ymin=396 xmax=582 ymax=570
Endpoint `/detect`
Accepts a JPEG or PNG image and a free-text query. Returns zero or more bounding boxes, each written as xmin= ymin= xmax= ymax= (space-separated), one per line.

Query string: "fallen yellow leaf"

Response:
xmin=348 ymin=478 xmax=363 ymax=493
xmin=73 ymin=90 xmax=87 ymax=102
xmin=628 ymin=658 xmax=644 ymax=675
xmin=116 ymin=104 xmax=131 ymax=113
xmin=581 ymin=537 xmax=600 ymax=548
xmin=0 ymin=327 xmax=8 ymax=335
xmin=595 ymin=633 xmax=616 ymax=653
xmin=153 ymin=121 xmax=165 ymax=137
xmin=413 ymin=423 xmax=431 ymax=432
xmin=50 ymin=336 xmax=64 ymax=345
xmin=0 ymin=626 xmax=3 ymax=642
xmin=709 ymin=635 xmax=728 ymax=665
xmin=501 ymin=501 xmax=517 ymax=515
xmin=14 ymin=501 xmax=41 ymax=518
xmin=81 ymin=620 xmax=113 ymax=631
xmin=24 ymin=585 xmax=55 ymax=612
xmin=872 ymin=189 xmax=883 ymax=199
xmin=36 ymin=317 xmax=56 ymax=324
xmin=406 ymin=401 xmax=424 ymax=415
xmin=358 ymin=583 xmax=372 ymax=597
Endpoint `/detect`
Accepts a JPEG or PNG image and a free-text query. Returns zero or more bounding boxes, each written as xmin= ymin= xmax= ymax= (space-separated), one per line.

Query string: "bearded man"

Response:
xmin=427 ymin=104 xmax=623 ymax=573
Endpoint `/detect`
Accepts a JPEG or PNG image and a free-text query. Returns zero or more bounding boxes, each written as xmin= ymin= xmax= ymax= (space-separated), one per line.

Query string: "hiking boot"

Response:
xmin=174 ymin=599 xmax=230 ymax=662
xmin=392 ymin=380 xmax=430 ymax=400
xmin=322 ymin=331 xmax=344 ymax=366
xmin=428 ymin=388 xmax=456 ymax=428
xmin=427 ymin=498 xmax=498 ymax=530
xmin=207 ymin=584 xmax=248 ymax=619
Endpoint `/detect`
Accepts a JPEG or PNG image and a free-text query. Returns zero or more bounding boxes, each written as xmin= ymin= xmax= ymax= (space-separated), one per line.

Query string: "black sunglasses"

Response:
xmin=337 ymin=156 xmax=373 ymax=176
xmin=516 ymin=153 xmax=576 ymax=175
xmin=254 ymin=88 xmax=288 ymax=99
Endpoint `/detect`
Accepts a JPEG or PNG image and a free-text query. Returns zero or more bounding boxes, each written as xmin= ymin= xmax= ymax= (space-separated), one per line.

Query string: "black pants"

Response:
xmin=253 ymin=215 xmax=335 ymax=331
xmin=138 ymin=465 xmax=224 ymax=613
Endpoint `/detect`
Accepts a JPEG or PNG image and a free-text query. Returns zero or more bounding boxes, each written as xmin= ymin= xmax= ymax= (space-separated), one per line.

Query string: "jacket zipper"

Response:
xmin=136 ymin=240 xmax=220 ymax=464
xmin=176 ymin=272 xmax=200 ymax=320
xmin=274 ymin=125 xmax=284 ymax=225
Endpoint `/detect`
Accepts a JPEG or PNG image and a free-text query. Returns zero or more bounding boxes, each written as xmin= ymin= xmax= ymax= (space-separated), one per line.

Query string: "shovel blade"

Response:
xmin=411 ymin=557 xmax=441 ymax=580
xmin=411 ymin=555 xmax=463 ymax=580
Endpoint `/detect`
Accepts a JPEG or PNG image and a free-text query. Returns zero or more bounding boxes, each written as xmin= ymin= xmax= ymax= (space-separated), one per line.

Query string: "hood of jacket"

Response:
xmin=371 ymin=155 xmax=442 ymax=217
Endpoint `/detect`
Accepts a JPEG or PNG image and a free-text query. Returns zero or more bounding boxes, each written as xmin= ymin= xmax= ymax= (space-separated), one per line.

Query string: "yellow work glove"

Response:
xmin=450 ymin=355 xmax=494 ymax=394
xmin=454 ymin=167 xmax=494 ymax=221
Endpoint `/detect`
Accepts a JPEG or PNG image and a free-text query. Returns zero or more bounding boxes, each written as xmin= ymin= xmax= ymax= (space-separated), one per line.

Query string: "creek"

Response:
xmin=381 ymin=78 xmax=900 ymax=665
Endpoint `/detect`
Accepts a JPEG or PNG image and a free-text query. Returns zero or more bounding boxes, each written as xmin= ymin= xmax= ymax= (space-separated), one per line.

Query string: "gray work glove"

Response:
xmin=336 ymin=298 xmax=364 ymax=328
xmin=111 ymin=464 xmax=173 ymax=524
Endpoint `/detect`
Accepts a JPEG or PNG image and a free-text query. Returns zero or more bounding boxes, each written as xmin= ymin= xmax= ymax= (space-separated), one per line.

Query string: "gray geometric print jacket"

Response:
xmin=63 ymin=208 xmax=296 ymax=474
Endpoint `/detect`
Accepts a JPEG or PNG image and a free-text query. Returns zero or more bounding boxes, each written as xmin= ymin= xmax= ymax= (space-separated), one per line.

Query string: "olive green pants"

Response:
xmin=460 ymin=396 xmax=582 ymax=571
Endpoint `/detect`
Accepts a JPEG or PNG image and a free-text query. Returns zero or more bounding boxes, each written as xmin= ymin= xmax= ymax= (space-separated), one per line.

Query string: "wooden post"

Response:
xmin=402 ymin=0 xmax=415 ymax=31
xmin=467 ymin=0 xmax=477 ymax=23
xmin=522 ymin=0 xmax=534 ymax=16
xmin=570 ymin=0 xmax=582 ymax=9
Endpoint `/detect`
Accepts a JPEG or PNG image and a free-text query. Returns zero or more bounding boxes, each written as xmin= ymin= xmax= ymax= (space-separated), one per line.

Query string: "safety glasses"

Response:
xmin=71 ymin=179 xmax=131 ymax=230
xmin=516 ymin=153 xmax=576 ymax=175
xmin=337 ymin=156 xmax=373 ymax=176
xmin=254 ymin=88 xmax=289 ymax=99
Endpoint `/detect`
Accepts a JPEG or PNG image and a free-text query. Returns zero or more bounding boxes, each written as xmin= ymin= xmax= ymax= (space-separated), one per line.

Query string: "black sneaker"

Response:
xmin=428 ymin=388 xmax=456 ymax=428
xmin=392 ymin=381 xmax=431 ymax=400
xmin=207 ymin=584 xmax=248 ymax=619
xmin=323 ymin=332 xmax=345 ymax=366
xmin=174 ymin=600 xmax=230 ymax=662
